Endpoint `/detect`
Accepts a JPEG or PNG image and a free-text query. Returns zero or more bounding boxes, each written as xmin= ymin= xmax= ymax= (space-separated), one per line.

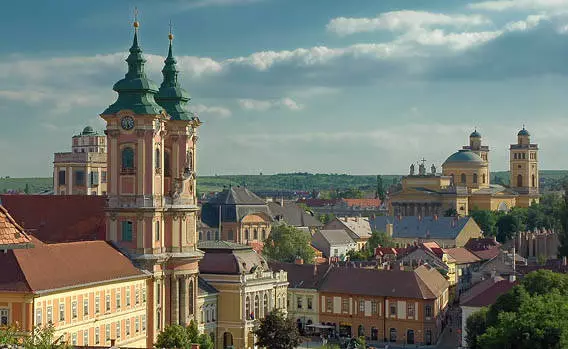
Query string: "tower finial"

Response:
xmin=168 ymin=20 xmax=174 ymax=41
xmin=133 ymin=7 xmax=139 ymax=29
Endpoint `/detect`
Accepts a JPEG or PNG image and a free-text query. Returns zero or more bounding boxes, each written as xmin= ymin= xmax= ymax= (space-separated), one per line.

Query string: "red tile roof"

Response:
xmin=342 ymin=198 xmax=382 ymax=208
xmin=296 ymin=199 xmax=340 ymax=207
xmin=0 ymin=195 xmax=106 ymax=243
xmin=465 ymin=237 xmax=500 ymax=251
xmin=470 ymin=247 xmax=501 ymax=261
xmin=0 ymin=237 xmax=146 ymax=293
xmin=0 ymin=205 xmax=32 ymax=249
xmin=460 ymin=278 xmax=516 ymax=307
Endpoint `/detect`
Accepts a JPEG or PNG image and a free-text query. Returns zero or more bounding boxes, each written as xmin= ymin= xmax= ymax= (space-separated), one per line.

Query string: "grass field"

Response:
xmin=2 ymin=170 xmax=566 ymax=194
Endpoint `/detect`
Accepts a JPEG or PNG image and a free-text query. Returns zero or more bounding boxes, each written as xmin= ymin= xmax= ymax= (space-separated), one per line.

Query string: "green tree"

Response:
xmin=470 ymin=210 xmax=498 ymax=237
xmin=521 ymin=269 xmax=568 ymax=296
xmin=263 ymin=224 xmax=315 ymax=263
xmin=23 ymin=324 xmax=70 ymax=349
xmin=253 ymin=309 xmax=301 ymax=349
xmin=367 ymin=231 xmax=395 ymax=249
xmin=496 ymin=212 xmax=524 ymax=243
xmin=376 ymin=175 xmax=386 ymax=201
xmin=487 ymin=285 xmax=530 ymax=326
xmin=466 ymin=307 xmax=489 ymax=349
xmin=156 ymin=324 xmax=191 ymax=349
xmin=318 ymin=213 xmax=336 ymax=225
xmin=0 ymin=325 xmax=18 ymax=346
xmin=346 ymin=249 xmax=369 ymax=261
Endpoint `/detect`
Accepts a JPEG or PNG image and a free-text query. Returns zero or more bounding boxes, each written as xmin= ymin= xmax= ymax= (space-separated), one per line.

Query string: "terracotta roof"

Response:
xmin=268 ymin=261 xmax=331 ymax=289
xmin=421 ymin=242 xmax=444 ymax=258
xmin=0 ymin=237 xmax=147 ymax=293
xmin=319 ymin=265 xmax=448 ymax=299
xmin=465 ymin=237 xmax=501 ymax=251
xmin=296 ymin=199 xmax=341 ymax=207
xmin=444 ymin=247 xmax=481 ymax=264
xmin=470 ymin=247 xmax=501 ymax=261
xmin=0 ymin=206 xmax=33 ymax=249
xmin=460 ymin=278 xmax=516 ymax=307
xmin=342 ymin=198 xmax=381 ymax=208
xmin=0 ymin=195 xmax=106 ymax=243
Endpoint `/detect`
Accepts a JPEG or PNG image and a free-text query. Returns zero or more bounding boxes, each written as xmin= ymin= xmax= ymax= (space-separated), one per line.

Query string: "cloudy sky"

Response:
xmin=2 ymin=0 xmax=568 ymax=177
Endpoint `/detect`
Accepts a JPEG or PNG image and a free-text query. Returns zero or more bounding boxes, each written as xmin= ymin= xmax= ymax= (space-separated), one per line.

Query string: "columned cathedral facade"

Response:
xmin=100 ymin=21 xmax=202 ymax=345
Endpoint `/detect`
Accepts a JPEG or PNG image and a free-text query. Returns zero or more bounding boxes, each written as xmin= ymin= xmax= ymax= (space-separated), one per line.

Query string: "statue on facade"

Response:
xmin=418 ymin=163 xmax=426 ymax=176
xmin=410 ymin=164 xmax=415 ymax=176
xmin=431 ymin=164 xmax=437 ymax=175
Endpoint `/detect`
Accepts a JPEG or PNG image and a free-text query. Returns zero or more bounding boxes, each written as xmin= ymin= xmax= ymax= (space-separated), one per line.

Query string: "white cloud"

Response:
xmin=238 ymin=97 xmax=304 ymax=111
xmin=469 ymin=0 xmax=568 ymax=11
xmin=327 ymin=10 xmax=491 ymax=36
xmin=193 ymin=104 xmax=232 ymax=118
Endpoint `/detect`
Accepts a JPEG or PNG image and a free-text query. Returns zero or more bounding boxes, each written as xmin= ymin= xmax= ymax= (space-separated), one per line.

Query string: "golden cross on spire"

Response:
xmin=169 ymin=20 xmax=174 ymax=41
xmin=133 ymin=7 xmax=139 ymax=29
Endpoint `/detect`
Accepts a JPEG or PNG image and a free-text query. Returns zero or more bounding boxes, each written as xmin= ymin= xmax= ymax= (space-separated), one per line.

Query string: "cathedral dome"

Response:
xmin=81 ymin=126 xmax=95 ymax=135
xmin=518 ymin=127 xmax=530 ymax=136
xmin=470 ymin=130 xmax=481 ymax=138
xmin=443 ymin=150 xmax=484 ymax=166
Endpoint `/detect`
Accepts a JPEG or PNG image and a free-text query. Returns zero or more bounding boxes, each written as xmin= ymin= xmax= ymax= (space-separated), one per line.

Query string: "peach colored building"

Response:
xmin=53 ymin=126 xmax=107 ymax=196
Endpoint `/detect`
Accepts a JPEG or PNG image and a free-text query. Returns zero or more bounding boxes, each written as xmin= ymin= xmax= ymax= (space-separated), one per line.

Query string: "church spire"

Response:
xmin=102 ymin=12 xmax=163 ymax=116
xmin=155 ymin=23 xmax=194 ymax=121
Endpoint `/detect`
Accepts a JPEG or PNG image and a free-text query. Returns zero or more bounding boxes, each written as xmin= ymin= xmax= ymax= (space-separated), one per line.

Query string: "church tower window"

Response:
xmin=155 ymin=148 xmax=161 ymax=170
xmin=460 ymin=174 xmax=466 ymax=184
xmin=482 ymin=173 xmax=486 ymax=184
xmin=121 ymin=221 xmax=133 ymax=242
xmin=121 ymin=147 xmax=135 ymax=171
xmin=473 ymin=173 xmax=478 ymax=184
xmin=532 ymin=174 xmax=535 ymax=187
xmin=517 ymin=174 xmax=523 ymax=187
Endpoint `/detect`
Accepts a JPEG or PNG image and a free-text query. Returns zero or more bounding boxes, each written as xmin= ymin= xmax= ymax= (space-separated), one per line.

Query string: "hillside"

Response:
xmin=1 ymin=170 xmax=567 ymax=194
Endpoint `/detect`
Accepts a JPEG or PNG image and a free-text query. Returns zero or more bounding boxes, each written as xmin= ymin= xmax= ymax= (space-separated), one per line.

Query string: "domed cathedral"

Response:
xmin=389 ymin=128 xmax=539 ymax=217
xmin=100 ymin=19 xmax=202 ymax=345
xmin=510 ymin=127 xmax=540 ymax=206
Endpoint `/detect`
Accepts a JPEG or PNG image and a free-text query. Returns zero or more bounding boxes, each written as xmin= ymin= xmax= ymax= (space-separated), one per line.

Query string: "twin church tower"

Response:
xmin=101 ymin=19 xmax=201 ymax=337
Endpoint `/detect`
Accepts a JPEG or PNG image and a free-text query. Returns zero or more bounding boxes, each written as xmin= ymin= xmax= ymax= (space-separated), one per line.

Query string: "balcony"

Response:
xmin=54 ymin=152 xmax=107 ymax=164
xmin=107 ymin=195 xmax=163 ymax=209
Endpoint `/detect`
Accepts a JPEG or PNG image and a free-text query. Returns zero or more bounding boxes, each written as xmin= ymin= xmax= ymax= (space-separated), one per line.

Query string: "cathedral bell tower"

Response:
xmin=100 ymin=19 xmax=202 ymax=343
xmin=510 ymin=126 xmax=539 ymax=206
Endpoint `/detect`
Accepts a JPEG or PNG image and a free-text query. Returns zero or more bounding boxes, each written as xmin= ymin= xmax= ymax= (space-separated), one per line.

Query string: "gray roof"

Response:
xmin=370 ymin=216 xmax=475 ymax=240
xmin=317 ymin=229 xmax=356 ymax=245
xmin=201 ymin=186 xmax=271 ymax=227
xmin=267 ymin=201 xmax=323 ymax=228
xmin=208 ymin=186 xmax=265 ymax=205
xmin=198 ymin=277 xmax=219 ymax=296
xmin=198 ymin=240 xmax=251 ymax=251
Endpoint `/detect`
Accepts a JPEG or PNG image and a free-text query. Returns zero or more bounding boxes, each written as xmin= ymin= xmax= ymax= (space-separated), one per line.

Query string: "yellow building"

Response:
xmin=198 ymin=241 xmax=288 ymax=349
xmin=389 ymin=128 xmax=539 ymax=216
xmin=53 ymin=126 xmax=107 ymax=196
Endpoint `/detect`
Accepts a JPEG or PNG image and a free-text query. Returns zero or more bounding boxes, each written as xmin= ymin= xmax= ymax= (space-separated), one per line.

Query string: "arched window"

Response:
xmin=189 ymin=280 xmax=194 ymax=315
xmin=155 ymin=148 xmax=161 ymax=170
xmin=371 ymin=327 xmax=379 ymax=341
xmin=473 ymin=173 xmax=478 ymax=184
xmin=517 ymin=174 xmax=523 ymax=187
xmin=254 ymin=229 xmax=258 ymax=240
xmin=164 ymin=151 xmax=171 ymax=177
xmin=207 ymin=231 xmax=211 ymax=241
xmin=389 ymin=328 xmax=397 ymax=342
xmin=206 ymin=306 xmax=211 ymax=323
xmin=212 ymin=305 xmax=216 ymax=321
xmin=358 ymin=325 xmax=365 ymax=337
xmin=198 ymin=231 xmax=203 ymax=241
xmin=483 ymin=173 xmax=486 ymax=184
xmin=121 ymin=147 xmax=134 ymax=170
xmin=245 ymin=229 xmax=249 ymax=240
xmin=246 ymin=296 xmax=251 ymax=320
xmin=450 ymin=174 xmax=455 ymax=184
xmin=407 ymin=330 xmax=415 ymax=344
xmin=223 ymin=332 xmax=233 ymax=349
xmin=254 ymin=295 xmax=260 ymax=320
xmin=460 ymin=173 xmax=466 ymax=184
xmin=532 ymin=174 xmax=536 ymax=187
xmin=263 ymin=293 xmax=268 ymax=317
xmin=425 ymin=329 xmax=432 ymax=345
xmin=262 ymin=229 xmax=266 ymax=240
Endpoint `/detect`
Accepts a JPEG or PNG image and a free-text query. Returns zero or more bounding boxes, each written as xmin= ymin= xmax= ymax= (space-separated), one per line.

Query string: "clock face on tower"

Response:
xmin=120 ymin=116 xmax=135 ymax=130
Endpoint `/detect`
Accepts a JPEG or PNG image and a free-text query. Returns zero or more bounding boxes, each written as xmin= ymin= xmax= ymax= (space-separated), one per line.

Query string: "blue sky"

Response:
xmin=2 ymin=0 xmax=568 ymax=177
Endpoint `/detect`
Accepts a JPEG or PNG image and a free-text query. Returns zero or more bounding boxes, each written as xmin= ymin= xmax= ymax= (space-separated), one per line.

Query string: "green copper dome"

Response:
xmin=102 ymin=28 xmax=163 ymax=116
xmin=82 ymin=126 xmax=96 ymax=135
xmin=518 ymin=127 xmax=530 ymax=136
xmin=443 ymin=150 xmax=484 ymax=165
xmin=155 ymin=37 xmax=195 ymax=121
xmin=470 ymin=130 xmax=481 ymax=138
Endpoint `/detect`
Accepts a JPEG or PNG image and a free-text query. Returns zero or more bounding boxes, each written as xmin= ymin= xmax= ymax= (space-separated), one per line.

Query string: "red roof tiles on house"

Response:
xmin=342 ymin=198 xmax=381 ymax=208
xmin=0 ymin=237 xmax=146 ymax=293
xmin=444 ymin=247 xmax=481 ymax=265
xmin=0 ymin=195 xmax=106 ymax=243
xmin=460 ymin=278 xmax=516 ymax=307
xmin=0 ymin=206 xmax=32 ymax=249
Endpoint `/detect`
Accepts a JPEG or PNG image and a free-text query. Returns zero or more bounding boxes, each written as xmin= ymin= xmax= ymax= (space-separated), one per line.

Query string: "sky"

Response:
xmin=2 ymin=0 xmax=568 ymax=177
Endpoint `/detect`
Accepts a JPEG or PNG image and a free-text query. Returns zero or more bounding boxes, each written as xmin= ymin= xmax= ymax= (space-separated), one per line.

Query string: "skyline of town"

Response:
xmin=2 ymin=0 xmax=568 ymax=177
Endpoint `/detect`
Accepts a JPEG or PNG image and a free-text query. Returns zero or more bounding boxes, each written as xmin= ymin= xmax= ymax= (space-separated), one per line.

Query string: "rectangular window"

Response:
xmin=155 ymin=221 xmax=160 ymax=241
xmin=326 ymin=297 xmax=333 ymax=312
xmin=142 ymin=315 xmax=146 ymax=331
xmin=106 ymin=294 xmax=111 ymax=312
xmin=390 ymin=303 xmax=397 ymax=316
xmin=116 ymin=322 xmax=121 ymax=339
xmin=156 ymin=284 xmax=160 ymax=305
xmin=35 ymin=307 xmax=42 ymax=326
xmin=342 ymin=298 xmax=349 ymax=313
xmin=359 ymin=300 xmax=365 ymax=313
xmin=83 ymin=298 xmax=89 ymax=317
xmin=95 ymin=327 xmax=100 ymax=345
xmin=101 ymin=171 xmax=107 ymax=183
xmin=334 ymin=248 xmax=338 ymax=256
xmin=75 ymin=171 xmax=85 ymax=186
xmin=425 ymin=305 xmax=432 ymax=318
xmin=0 ymin=309 xmax=9 ymax=326
xmin=59 ymin=303 xmax=65 ymax=322
xmin=142 ymin=288 xmax=146 ymax=303
xmin=135 ymin=288 xmax=140 ymax=305
xmin=72 ymin=301 xmax=77 ymax=319
xmin=58 ymin=170 xmax=66 ymax=186
xmin=116 ymin=291 xmax=121 ymax=309
xmin=89 ymin=171 xmax=99 ymax=186
xmin=307 ymin=297 xmax=313 ymax=310
xmin=83 ymin=330 xmax=88 ymax=345
xmin=126 ymin=320 xmax=130 ymax=336
xmin=105 ymin=324 xmax=110 ymax=343
xmin=135 ymin=317 xmax=140 ymax=333
xmin=71 ymin=333 xmax=77 ymax=345
xmin=371 ymin=301 xmax=378 ymax=314
xmin=126 ymin=288 xmax=131 ymax=306
xmin=95 ymin=296 xmax=100 ymax=314
xmin=46 ymin=306 xmax=53 ymax=324
xmin=408 ymin=303 xmax=415 ymax=317
xmin=121 ymin=221 xmax=133 ymax=242
xmin=297 ymin=297 xmax=303 ymax=309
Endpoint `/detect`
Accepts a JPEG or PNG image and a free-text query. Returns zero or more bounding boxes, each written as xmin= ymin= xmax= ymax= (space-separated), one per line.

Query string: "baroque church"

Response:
xmin=389 ymin=128 xmax=540 ymax=216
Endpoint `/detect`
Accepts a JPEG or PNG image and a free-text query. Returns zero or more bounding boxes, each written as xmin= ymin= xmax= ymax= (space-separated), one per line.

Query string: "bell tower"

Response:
xmin=510 ymin=126 xmax=539 ymax=206
xmin=100 ymin=18 xmax=202 ymax=344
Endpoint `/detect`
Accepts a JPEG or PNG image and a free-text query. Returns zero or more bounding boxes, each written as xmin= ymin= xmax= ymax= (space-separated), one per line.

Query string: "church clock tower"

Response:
xmin=100 ymin=20 xmax=202 ymax=344
xmin=510 ymin=126 xmax=539 ymax=207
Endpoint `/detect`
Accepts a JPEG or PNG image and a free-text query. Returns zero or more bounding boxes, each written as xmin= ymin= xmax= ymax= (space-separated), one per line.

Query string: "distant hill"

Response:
xmin=1 ymin=170 xmax=567 ymax=195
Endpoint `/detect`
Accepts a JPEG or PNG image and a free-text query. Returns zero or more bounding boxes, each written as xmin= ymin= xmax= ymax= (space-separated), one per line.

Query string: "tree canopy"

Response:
xmin=263 ymin=224 xmax=315 ymax=264
xmin=253 ymin=309 xmax=301 ymax=349
xmin=155 ymin=321 xmax=213 ymax=349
